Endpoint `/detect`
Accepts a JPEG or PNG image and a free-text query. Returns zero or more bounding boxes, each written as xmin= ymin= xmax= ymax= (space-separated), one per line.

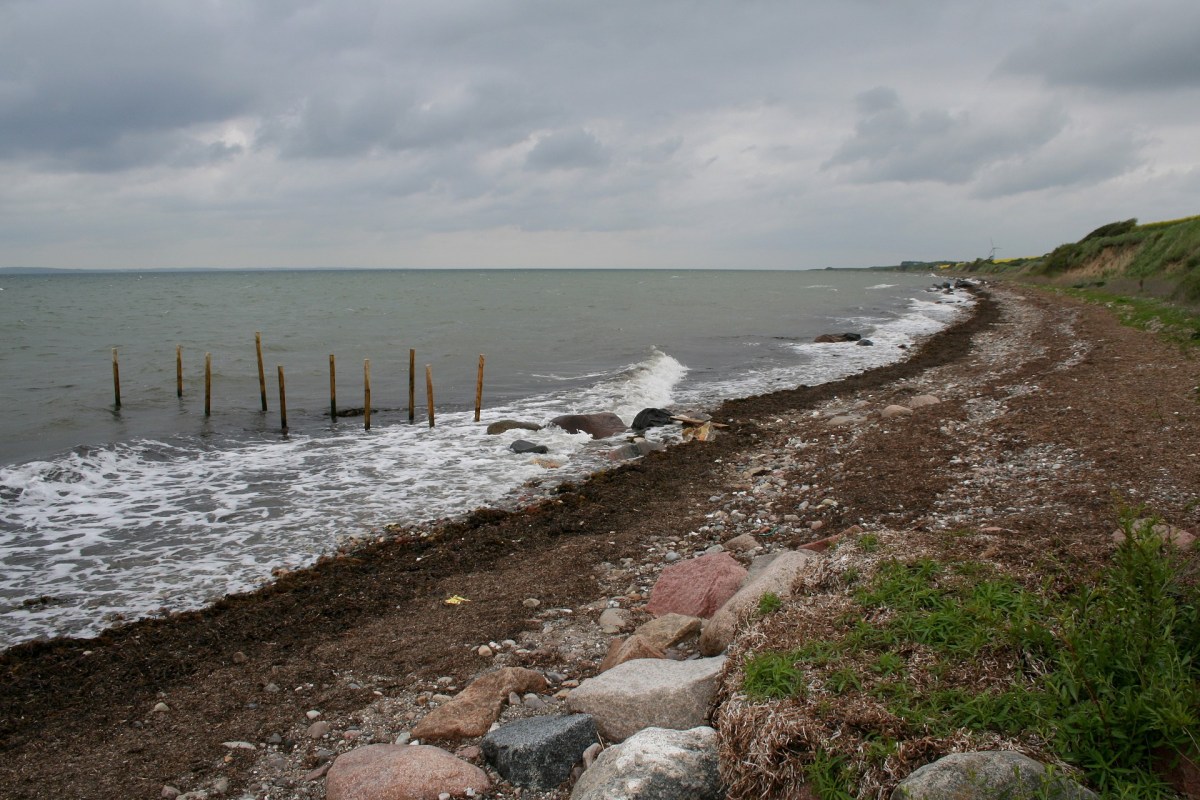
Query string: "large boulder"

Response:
xmin=325 ymin=744 xmax=490 ymax=800
xmin=814 ymin=332 xmax=861 ymax=343
xmin=570 ymin=726 xmax=722 ymax=800
xmin=550 ymin=412 xmax=628 ymax=439
xmin=891 ymin=751 xmax=1097 ymax=800
xmin=699 ymin=550 xmax=820 ymax=656
xmin=481 ymin=715 xmax=599 ymax=791
xmin=412 ymin=667 xmax=548 ymax=741
xmin=510 ymin=439 xmax=549 ymax=455
xmin=645 ymin=552 xmax=747 ymax=619
xmin=566 ymin=656 xmax=726 ymax=742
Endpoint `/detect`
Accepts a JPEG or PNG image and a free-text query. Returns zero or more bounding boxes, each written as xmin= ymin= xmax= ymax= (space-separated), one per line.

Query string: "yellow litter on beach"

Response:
xmin=443 ymin=595 xmax=471 ymax=605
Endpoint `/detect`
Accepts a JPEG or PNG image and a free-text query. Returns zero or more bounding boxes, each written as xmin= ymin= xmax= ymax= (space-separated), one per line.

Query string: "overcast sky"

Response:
xmin=2 ymin=0 xmax=1198 ymax=269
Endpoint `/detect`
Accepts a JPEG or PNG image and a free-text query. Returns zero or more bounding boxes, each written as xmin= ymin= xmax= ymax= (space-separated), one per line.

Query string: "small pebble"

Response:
xmin=231 ymin=651 xmax=247 ymax=664
xmin=305 ymin=710 xmax=321 ymax=720
xmin=522 ymin=598 xmax=540 ymax=608
xmin=306 ymin=721 xmax=331 ymax=739
xmin=394 ymin=732 xmax=411 ymax=745
xmin=153 ymin=702 xmax=170 ymax=713
xmin=477 ymin=645 xmax=494 ymax=658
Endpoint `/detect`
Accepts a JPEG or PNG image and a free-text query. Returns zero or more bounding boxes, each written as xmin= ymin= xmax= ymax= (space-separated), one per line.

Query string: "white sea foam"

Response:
xmin=0 ymin=349 xmax=689 ymax=646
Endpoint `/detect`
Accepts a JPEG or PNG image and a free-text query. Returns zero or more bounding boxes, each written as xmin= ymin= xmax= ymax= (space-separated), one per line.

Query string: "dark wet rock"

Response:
xmin=510 ymin=440 xmax=549 ymax=455
xmin=632 ymin=408 xmax=675 ymax=431
xmin=856 ymin=339 xmax=874 ymax=346
xmin=814 ymin=333 xmax=862 ymax=343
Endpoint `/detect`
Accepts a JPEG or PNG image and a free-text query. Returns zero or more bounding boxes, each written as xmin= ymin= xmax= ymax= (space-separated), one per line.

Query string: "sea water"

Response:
xmin=0 ymin=268 xmax=969 ymax=646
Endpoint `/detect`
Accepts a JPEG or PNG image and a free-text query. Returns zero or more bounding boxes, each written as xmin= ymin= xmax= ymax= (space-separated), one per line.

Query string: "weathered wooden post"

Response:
xmin=408 ymin=348 xmax=416 ymax=424
xmin=474 ymin=354 xmax=486 ymax=422
xmin=204 ymin=352 xmax=212 ymax=417
xmin=329 ymin=354 xmax=337 ymax=420
xmin=255 ymin=332 xmax=268 ymax=412
xmin=425 ymin=364 xmax=435 ymax=428
xmin=278 ymin=365 xmax=288 ymax=434
xmin=176 ymin=345 xmax=183 ymax=398
xmin=364 ymin=359 xmax=372 ymax=431
xmin=112 ymin=348 xmax=121 ymax=409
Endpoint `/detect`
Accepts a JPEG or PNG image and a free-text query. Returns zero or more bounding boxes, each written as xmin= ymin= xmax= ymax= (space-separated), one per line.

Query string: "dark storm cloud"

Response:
xmin=998 ymin=2 xmax=1200 ymax=92
xmin=825 ymin=87 xmax=1065 ymax=185
xmin=0 ymin=1 xmax=255 ymax=170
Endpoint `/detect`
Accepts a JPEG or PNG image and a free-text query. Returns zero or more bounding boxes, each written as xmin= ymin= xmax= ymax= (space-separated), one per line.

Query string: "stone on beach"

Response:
xmin=645 ymin=552 xmax=747 ymax=619
xmin=412 ymin=667 xmax=548 ymax=741
xmin=566 ymin=656 xmax=726 ymax=742
xmin=599 ymin=635 xmax=666 ymax=672
xmin=632 ymin=613 xmax=702 ymax=650
xmin=881 ymin=404 xmax=914 ymax=419
xmin=699 ymin=550 xmax=821 ymax=656
xmin=569 ymin=726 xmax=722 ymax=800
xmin=890 ymin=751 xmax=1096 ymax=800
xmin=907 ymin=394 xmax=941 ymax=409
xmin=481 ymin=714 xmax=599 ymax=791
xmin=598 ymin=607 xmax=631 ymax=633
xmin=325 ymin=743 xmax=490 ymax=800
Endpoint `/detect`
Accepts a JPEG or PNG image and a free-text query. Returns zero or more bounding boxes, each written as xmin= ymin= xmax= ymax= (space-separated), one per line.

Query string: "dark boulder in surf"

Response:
xmin=632 ymin=408 xmax=675 ymax=431
xmin=487 ymin=420 xmax=543 ymax=435
xmin=549 ymin=412 xmax=628 ymax=440
xmin=510 ymin=440 xmax=549 ymax=455
xmin=814 ymin=333 xmax=862 ymax=343
xmin=856 ymin=339 xmax=874 ymax=346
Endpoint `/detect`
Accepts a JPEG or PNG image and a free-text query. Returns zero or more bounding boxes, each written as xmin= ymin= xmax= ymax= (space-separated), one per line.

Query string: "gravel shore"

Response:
xmin=1 ymin=284 xmax=1197 ymax=799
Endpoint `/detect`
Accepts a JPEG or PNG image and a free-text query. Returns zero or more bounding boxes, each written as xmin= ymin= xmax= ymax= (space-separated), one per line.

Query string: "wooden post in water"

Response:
xmin=204 ymin=353 xmax=212 ymax=417
xmin=474 ymin=354 xmax=486 ymax=422
xmin=425 ymin=364 xmax=435 ymax=428
xmin=364 ymin=359 xmax=372 ymax=431
xmin=255 ymin=332 xmax=268 ymax=412
xmin=111 ymin=348 xmax=121 ymax=409
xmin=278 ymin=365 xmax=288 ymax=434
xmin=408 ymin=348 xmax=416 ymax=424
xmin=176 ymin=345 xmax=183 ymax=398
xmin=329 ymin=354 xmax=337 ymax=420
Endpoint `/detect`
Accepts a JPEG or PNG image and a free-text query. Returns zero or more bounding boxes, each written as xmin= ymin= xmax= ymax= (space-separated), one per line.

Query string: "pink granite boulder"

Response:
xmin=325 ymin=744 xmax=489 ymax=800
xmin=645 ymin=552 xmax=747 ymax=619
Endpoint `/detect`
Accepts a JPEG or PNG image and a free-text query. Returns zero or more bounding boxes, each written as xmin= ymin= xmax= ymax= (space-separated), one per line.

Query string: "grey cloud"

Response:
xmin=972 ymin=129 xmax=1146 ymax=198
xmin=525 ymin=129 xmax=609 ymax=171
xmin=257 ymin=81 xmax=553 ymax=159
xmin=999 ymin=3 xmax=1200 ymax=92
xmin=826 ymin=87 xmax=1065 ymax=184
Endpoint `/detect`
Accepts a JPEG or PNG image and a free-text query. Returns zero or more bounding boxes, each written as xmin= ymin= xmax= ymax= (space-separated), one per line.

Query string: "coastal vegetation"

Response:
xmin=951 ymin=214 xmax=1200 ymax=306
xmin=730 ymin=513 xmax=1199 ymax=800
